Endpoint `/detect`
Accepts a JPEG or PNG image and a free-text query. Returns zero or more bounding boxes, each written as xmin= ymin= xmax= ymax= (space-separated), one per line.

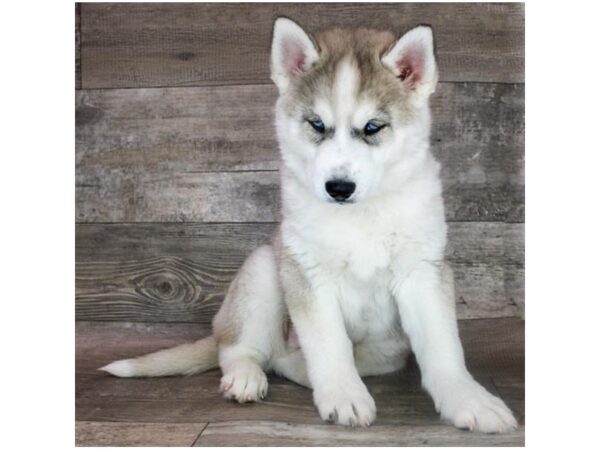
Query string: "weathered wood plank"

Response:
xmin=76 ymin=82 xmax=524 ymax=223
xmin=76 ymin=319 xmax=523 ymax=378
xmin=74 ymin=257 xmax=520 ymax=322
xmin=460 ymin=317 xmax=524 ymax=388
xmin=76 ymin=171 xmax=523 ymax=223
xmin=76 ymin=321 xmax=213 ymax=374
xmin=80 ymin=3 xmax=524 ymax=88
xmin=193 ymin=420 xmax=524 ymax=447
xmin=76 ymin=83 xmax=524 ymax=175
xmin=76 ymin=170 xmax=280 ymax=223
xmin=75 ymin=222 xmax=523 ymax=322
xmin=75 ymin=3 xmax=81 ymax=89
xmin=75 ymin=421 xmax=206 ymax=447
xmin=75 ymin=319 xmax=524 ymax=445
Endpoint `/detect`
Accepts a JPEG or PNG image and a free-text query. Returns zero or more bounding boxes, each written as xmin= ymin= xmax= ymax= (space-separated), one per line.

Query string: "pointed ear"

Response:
xmin=270 ymin=17 xmax=319 ymax=92
xmin=381 ymin=25 xmax=438 ymax=96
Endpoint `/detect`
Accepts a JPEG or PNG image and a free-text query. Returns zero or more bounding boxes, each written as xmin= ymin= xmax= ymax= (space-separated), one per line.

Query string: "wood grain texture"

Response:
xmin=193 ymin=420 xmax=523 ymax=447
xmin=76 ymin=82 xmax=524 ymax=223
xmin=75 ymin=3 xmax=81 ymax=89
xmin=75 ymin=222 xmax=524 ymax=322
xmin=75 ymin=421 xmax=206 ymax=447
xmin=80 ymin=3 xmax=524 ymax=88
xmin=75 ymin=319 xmax=524 ymax=445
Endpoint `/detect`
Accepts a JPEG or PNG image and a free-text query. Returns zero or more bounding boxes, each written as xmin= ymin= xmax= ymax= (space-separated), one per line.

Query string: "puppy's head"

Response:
xmin=271 ymin=18 xmax=438 ymax=204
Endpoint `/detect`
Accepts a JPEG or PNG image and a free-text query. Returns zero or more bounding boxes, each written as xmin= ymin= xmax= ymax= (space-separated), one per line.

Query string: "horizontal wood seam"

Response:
xmin=74 ymin=316 xmax=524 ymax=326
xmin=74 ymin=220 xmax=525 ymax=225
xmin=78 ymin=80 xmax=525 ymax=92
xmin=74 ymin=317 xmax=523 ymax=326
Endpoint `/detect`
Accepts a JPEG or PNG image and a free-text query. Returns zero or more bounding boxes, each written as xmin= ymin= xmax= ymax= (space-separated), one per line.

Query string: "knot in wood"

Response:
xmin=133 ymin=266 xmax=195 ymax=304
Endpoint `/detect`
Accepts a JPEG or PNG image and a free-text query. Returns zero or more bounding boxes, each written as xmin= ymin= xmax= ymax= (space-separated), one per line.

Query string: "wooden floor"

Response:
xmin=75 ymin=318 xmax=524 ymax=446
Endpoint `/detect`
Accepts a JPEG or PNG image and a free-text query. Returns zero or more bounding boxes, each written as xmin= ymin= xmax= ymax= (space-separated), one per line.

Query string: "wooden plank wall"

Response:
xmin=75 ymin=3 xmax=525 ymax=322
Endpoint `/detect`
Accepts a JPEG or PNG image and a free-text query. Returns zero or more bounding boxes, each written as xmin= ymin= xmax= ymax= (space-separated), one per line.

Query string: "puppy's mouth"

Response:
xmin=328 ymin=198 xmax=355 ymax=205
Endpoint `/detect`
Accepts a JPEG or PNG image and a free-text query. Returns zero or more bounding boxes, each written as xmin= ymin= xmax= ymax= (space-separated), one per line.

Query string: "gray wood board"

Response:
xmin=76 ymin=82 xmax=524 ymax=223
xmin=75 ymin=421 xmax=207 ymax=447
xmin=76 ymin=319 xmax=523 ymax=387
xmin=75 ymin=319 xmax=524 ymax=446
xmin=76 ymin=222 xmax=524 ymax=322
xmin=193 ymin=420 xmax=523 ymax=447
xmin=80 ymin=3 xmax=524 ymax=88
xmin=75 ymin=3 xmax=81 ymax=89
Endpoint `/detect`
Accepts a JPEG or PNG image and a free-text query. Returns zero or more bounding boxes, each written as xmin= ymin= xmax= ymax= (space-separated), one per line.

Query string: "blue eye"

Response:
xmin=364 ymin=122 xmax=384 ymax=136
xmin=308 ymin=119 xmax=325 ymax=133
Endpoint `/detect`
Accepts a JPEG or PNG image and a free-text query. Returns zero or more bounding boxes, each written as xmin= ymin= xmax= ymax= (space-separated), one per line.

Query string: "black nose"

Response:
xmin=325 ymin=179 xmax=356 ymax=202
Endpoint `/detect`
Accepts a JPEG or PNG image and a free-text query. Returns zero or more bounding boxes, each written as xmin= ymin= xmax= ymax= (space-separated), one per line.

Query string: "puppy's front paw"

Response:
xmin=219 ymin=361 xmax=268 ymax=403
xmin=433 ymin=378 xmax=518 ymax=433
xmin=313 ymin=380 xmax=376 ymax=427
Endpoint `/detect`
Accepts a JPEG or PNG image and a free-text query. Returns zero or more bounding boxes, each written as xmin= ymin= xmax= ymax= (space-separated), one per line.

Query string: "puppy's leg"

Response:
xmin=273 ymin=338 xmax=409 ymax=386
xmin=393 ymin=262 xmax=517 ymax=433
xmin=273 ymin=335 xmax=412 ymax=388
xmin=280 ymin=255 xmax=376 ymax=427
xmin=213 ymin=245 xmax=284 ymax=403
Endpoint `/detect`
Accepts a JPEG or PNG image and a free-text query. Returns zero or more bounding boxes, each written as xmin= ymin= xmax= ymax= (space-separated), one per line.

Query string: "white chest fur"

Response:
xmin=280 ymin=164 xmax=447 ymax=342
xmin=282 ymin=204 xmax=419 ymax=342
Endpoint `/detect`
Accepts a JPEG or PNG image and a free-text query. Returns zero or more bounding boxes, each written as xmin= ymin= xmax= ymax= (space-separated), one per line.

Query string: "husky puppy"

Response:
xmin=101 ymin=18 xmax=517 ymax=433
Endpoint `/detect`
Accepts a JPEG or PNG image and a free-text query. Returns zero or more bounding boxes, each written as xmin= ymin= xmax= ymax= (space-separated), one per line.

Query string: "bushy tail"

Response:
xmin=99 ymin=336 xmax=219 ymax=378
